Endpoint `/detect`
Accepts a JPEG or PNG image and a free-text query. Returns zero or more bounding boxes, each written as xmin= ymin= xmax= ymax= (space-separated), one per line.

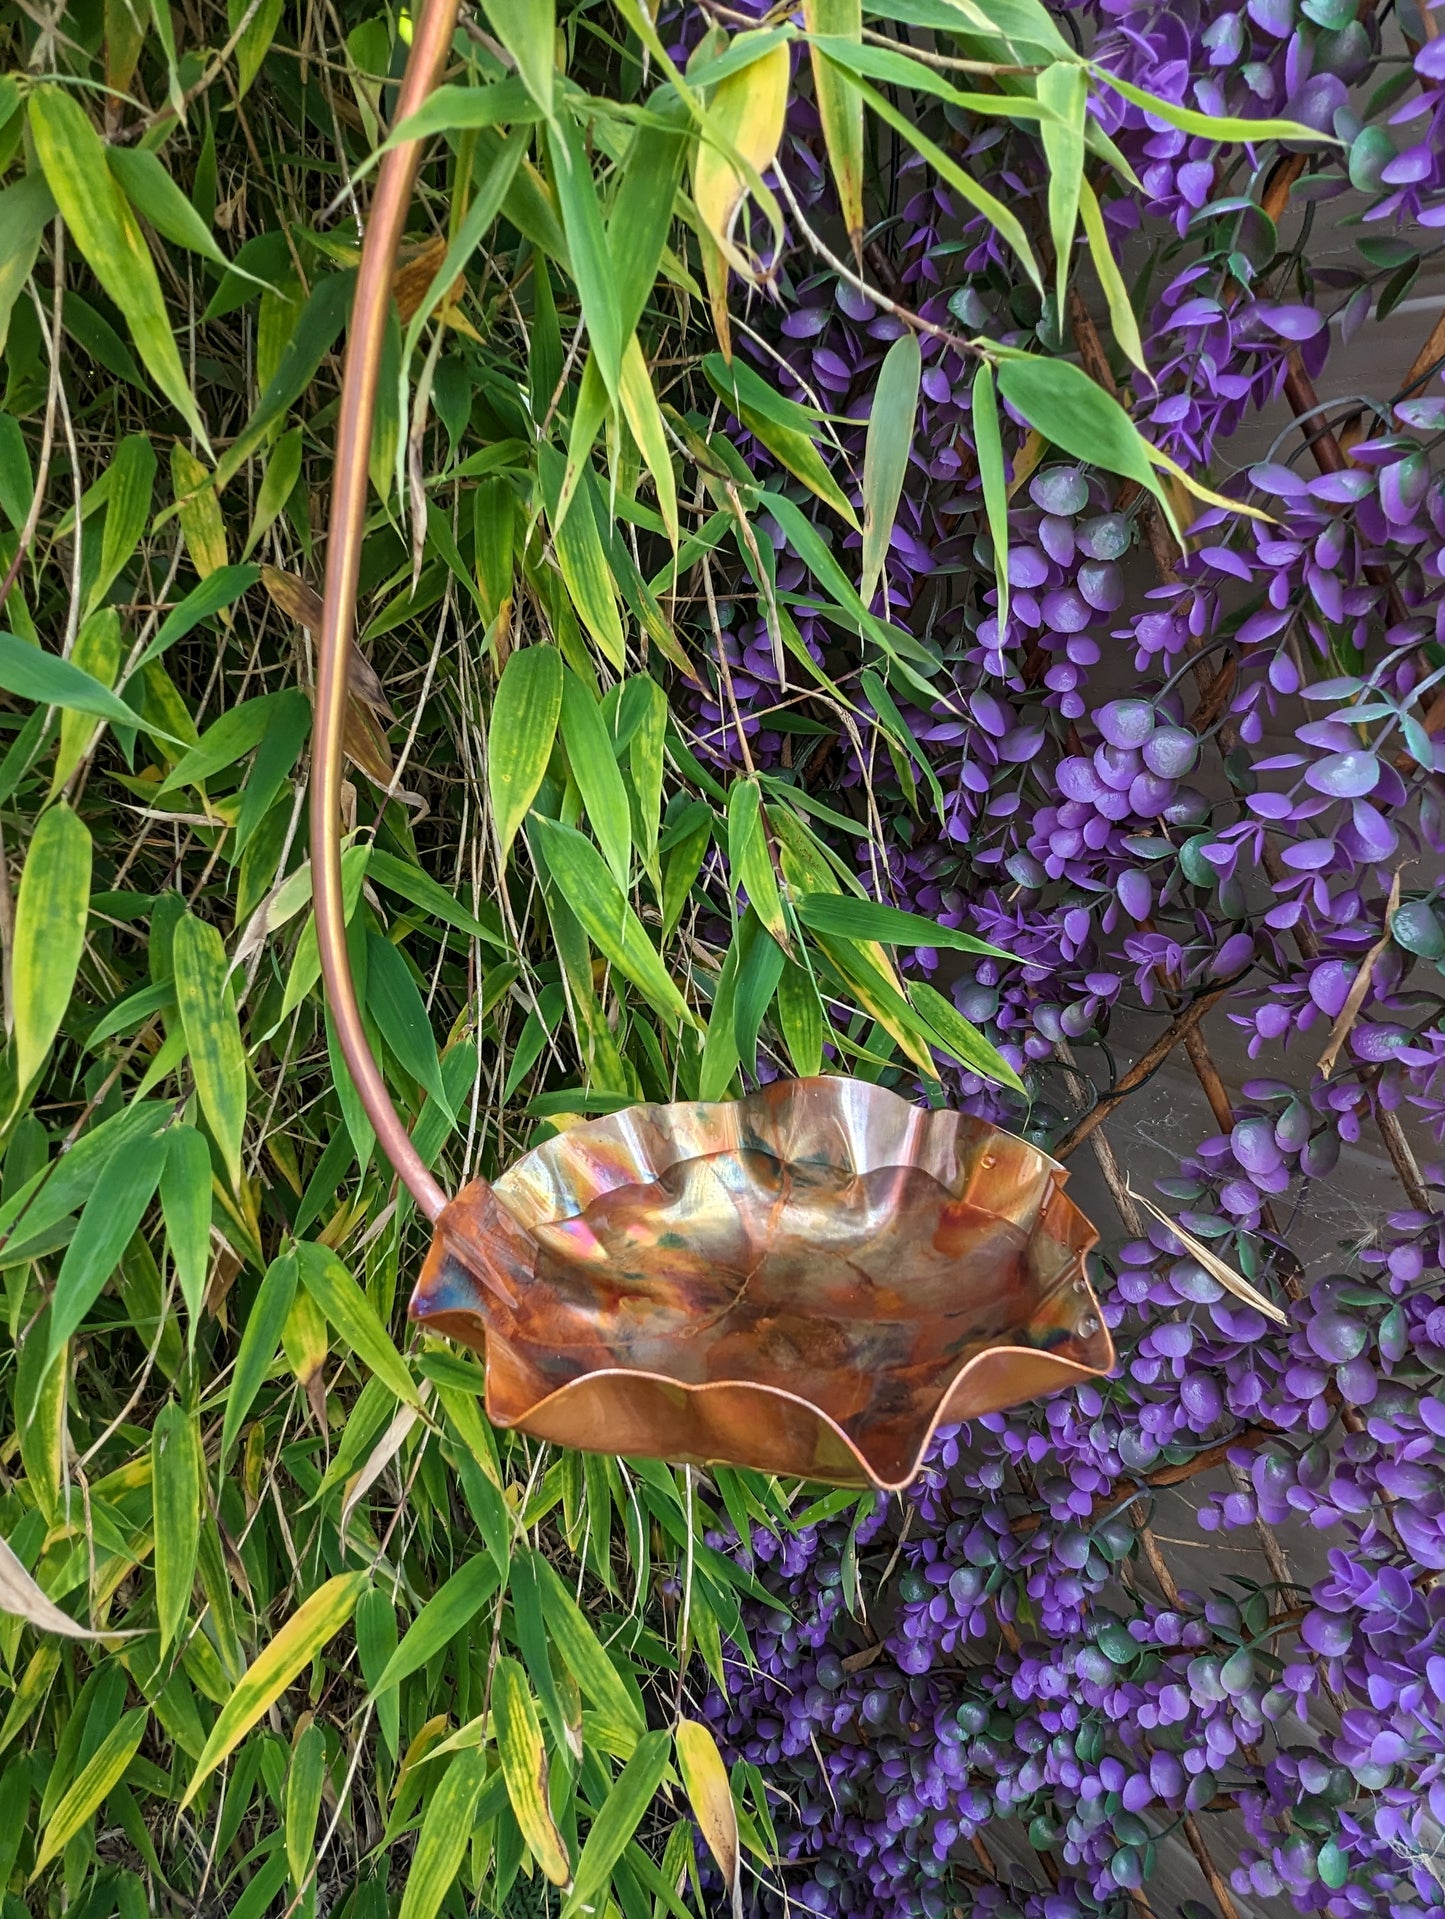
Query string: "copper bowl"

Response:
xmin=410 ymin=1077 xmax=1109 ymax=1489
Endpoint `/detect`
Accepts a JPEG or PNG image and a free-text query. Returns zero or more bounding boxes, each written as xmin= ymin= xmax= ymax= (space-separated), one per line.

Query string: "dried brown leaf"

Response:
xmin=1126 ymin=1186 xmax=1290 ymax=1327
xmin=1318 ymin=869 xmax=1402 ymax=1081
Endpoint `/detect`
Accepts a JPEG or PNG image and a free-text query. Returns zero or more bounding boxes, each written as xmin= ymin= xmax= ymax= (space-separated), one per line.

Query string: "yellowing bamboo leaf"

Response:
xmin=172 ymin=913 xmax=247 ymax=1191
xmin=12 ymin=802 xmax=92 ymax=1094
xmin=171 ymin=443 xmax=229 ymax=581
xmin=675 ymin=1720 xmax=741 ymax=1919
xmin=30 ymin=1706 xmax=148 ymax=1879
xmin=52 ymin=608 xmax=122 ymax=795
xmin=27 ymin=88 xmax=209 ymax=447
xmin=180 ymin=1572 xmax=368 ymax=1808
xmin=802 ymin=0 xmax=864 ymax=251
xmin=493 ymin=1656 xmax=571 ymax=1887
xmin=396 ymin=1745 xmax=491 ymax=1919
xmin=618 ymin=338 xmax=679 ymax=547
xmin=488 ymin=644 xmax=562 ymax=865
xmin=152 ymin=1399 xmax=201 ymax=1657
xmin=1078 ymin=178 xmax=1144 ymax=374
xmin=692 ymin=36 xmax=790 ymax=277
xmin=295 ymin=1240 xmax=421 ymax=1409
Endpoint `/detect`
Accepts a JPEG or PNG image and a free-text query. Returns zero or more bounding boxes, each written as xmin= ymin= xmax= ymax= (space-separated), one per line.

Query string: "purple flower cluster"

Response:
xmin=681 ymin=0 xmax=1445 ymax=1913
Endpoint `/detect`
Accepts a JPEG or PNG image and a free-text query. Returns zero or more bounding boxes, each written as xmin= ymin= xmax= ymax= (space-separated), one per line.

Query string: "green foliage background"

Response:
xmin=0 ymin=0 xmax=1313 ymax=1911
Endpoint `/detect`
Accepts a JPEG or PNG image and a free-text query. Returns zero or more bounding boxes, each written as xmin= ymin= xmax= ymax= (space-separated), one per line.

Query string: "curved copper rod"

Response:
xmin=312 ymin=0 xmax=461 ymax=1223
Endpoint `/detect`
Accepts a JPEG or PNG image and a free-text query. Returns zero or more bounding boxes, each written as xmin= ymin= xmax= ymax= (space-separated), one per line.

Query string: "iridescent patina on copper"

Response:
xmin=311 ymin=0 xmax=1112 ymax=1492
xmin=410 ymin=1078 xmax=1107 ymax=1489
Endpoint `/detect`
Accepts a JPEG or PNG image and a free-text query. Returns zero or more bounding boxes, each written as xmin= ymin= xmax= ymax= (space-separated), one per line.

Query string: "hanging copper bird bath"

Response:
xmin=310 ymin=0 xmax=1113 ymax=1491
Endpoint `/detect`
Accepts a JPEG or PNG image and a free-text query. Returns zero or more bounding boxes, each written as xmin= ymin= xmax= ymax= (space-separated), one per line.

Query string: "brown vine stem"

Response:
xmin=1009 ymin=1425 xmax=1275 ymax=1538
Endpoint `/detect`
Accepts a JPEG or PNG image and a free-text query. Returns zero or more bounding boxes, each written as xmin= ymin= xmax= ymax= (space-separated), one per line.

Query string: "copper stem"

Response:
xmin=312 ymin=0 xmax=461 ymax=1223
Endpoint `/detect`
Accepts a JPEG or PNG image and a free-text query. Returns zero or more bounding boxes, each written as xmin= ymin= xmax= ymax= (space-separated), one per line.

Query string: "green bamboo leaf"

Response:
xmin=860 ymin=332 xmax=922 ymax=607
xmin=367 ymin=848 xmax=507 ymax=950
xmin=156 ymin=689 xmax=301 ymax=794
xmin=230 ymin=0 xmax=285 ymax=96
xmin=795 ymin=892 xmax=1012 ymax=958
xmin=373 ymin=75 xmax=540 ymax=163
xmin=136 ymin=563 xmax=263 ymax=668
xmin=295 ymin=1240 xmax=421 ymax=1409
xmin=494 ymin=1657 xmax=572 ymax=1887
xmin=152 ymin=1399 xmax=201 ymax=1657
xmin=241 ymin=426 xmax=303 ymax=560
xmin=30 ymin=1706 xmax=148 ymax=1880
xmin=27 ymin=89 xmax=209 ymax=446
xmin=0 ymin=413 xmax=32 ymax=534
xmin=160 ymin=1124 xmax=213 ymax=1345
xmin=12 ymin=801 xmax=92 ymax=1093
xmin=528 ymin=816 xmax=694 ymax=1028
xmin=533 ymin=1552 xmax=646 ymax=1739
xmin=1037 ymin=63 xmax=1086 ymax=316
xmin=45 ymin=1128 xmax=167 ymax=1367
xmin=488 ymin=644 xmax=562 ymax=865
xmin=909 ymin=977 xmax=1026 ymax=1093
xmin=180 ymin=1573 xmax=368 ymax=1809
xmin=803 ymin=0 xmax=864 ymax=248
xmin=625 ymin=675 xmax=667 ymax=875
xmin=0 ymin=631 xmax=155 ymax=734
xmin=220 ymin=1249 xmax=297 ymax=1459
xmin=842 ymin=71 xmax=1041 ymax=291
xmin=608 ymin=94 xmax=689 ymax=344
xmin=369 ymin=1552 xmax=500 ymax=1696
xmin=396 ymin=1746 xmax=491 ymax=1919
xmin=560 ymin=665 xmax=632 ymax=889
xmin=1079 ymin=178 xmax=1145 ymax=374
xmin=539 ymin=446 xmax=626 ymax=669
xmin=733 ymin=909 xmax=786 ymax=1077
xmin=172 ymin=913 xmax=247 ymax=1191
xmin=699 ymin=926 xmax=742 ymax=1102
xmin=213 ymin=273 xmax=352 ymax=491
xmin=285 ymin=1723 xmax=326 ymax=1894
xmin=993 ymin=351 xmax=1174 ymax=531
xmin=548 ymin=108 xmax=621 ymax=402
xmin=509 ymin=1551 xmax=572 ymax=1763
xmin=0 ymin=173 xmax=56 ymax=359
xmin=661 ymin=801 xmax=713 ymax=938
xmin=618 ymin=337 xmax=679 ymax=547
xmin=472 ymin=475 xmax=517 ymax=634
xmin=559 ymin=1730 xmax=669 ymax=1918
xmin=726 ymin=779 xmax=789 ymax=953
xmin=971 ymin=361 xmax=1009 ymax=633
xmin=480 ymin=0 xmax=555 ymax=119
xmin=106 ymin=146 xmax=232 ymax=271
xmin=84 ymin=432 xmax=156 ymax=618
xmin=703 ymin=355 xmax=857 ymax=529
xmin=365 ymin=932 xmax=452 ymax=1117
xmin=1091 ymin=69 xmax=1329 ymax=145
